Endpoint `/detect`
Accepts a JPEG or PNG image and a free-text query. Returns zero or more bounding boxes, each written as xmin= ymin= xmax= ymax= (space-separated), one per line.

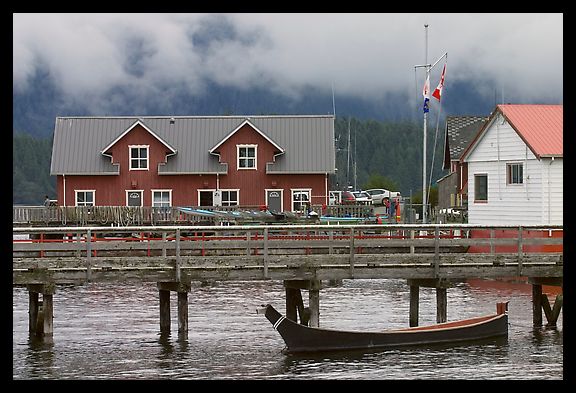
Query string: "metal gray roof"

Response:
xmin=50 ymin=115 xmax=336 ymax=175
xmin=445 ymin=116 xmax=488 ymax=160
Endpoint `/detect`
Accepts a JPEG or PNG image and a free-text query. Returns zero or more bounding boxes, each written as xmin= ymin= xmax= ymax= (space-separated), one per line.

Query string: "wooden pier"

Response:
xmin=13 ymin=223 xmax=563 ymax=339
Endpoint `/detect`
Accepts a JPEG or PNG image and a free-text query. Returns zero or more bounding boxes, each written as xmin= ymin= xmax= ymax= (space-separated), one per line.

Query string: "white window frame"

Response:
xmin=220 ymin=189 xmax=240 ymax=206
xmin=151 ymin=189 xmax=172 ymax=207
xmin=506 ymin=162 xmax=524 ymax=185
xmin=125 ymin=190 xmax=144 ymax=207
xmin=474 ymin=174 xmax=488 ymax=202
xmin=75 ymin=190 xmax=95 ymax=206
xmin=129 ymin=145 xmax=149 ymax=171
xmin=291 ymin=188 xmax=311 ymax=213
xmin=237 ymin=144 xmax=257 ymax=170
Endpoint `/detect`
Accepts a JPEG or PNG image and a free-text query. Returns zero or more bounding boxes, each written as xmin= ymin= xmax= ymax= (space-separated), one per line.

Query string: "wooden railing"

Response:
xmin=13 ymin=223 xmax=563 ymax=285
xmin=13 ymin=205 xmax=376 ymax=226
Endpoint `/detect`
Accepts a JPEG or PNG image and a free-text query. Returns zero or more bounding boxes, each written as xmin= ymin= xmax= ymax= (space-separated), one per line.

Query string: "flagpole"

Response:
xmin=414 ymin=24 xmax=447 ymax=224
xmin=423 ymin=24 xmax=429 ymax=224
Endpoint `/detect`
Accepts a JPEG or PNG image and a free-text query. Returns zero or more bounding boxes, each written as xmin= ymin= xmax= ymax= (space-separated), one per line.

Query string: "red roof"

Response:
xmin=498 ymin=104 xmax=563 ymax=158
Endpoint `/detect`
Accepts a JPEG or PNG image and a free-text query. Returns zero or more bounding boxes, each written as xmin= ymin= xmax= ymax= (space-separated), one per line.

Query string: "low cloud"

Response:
xmin=13 ymin=13 xmax=563 ymax=113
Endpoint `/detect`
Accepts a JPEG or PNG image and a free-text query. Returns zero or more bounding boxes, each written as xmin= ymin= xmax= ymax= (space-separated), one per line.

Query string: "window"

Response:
xmin=75 ymin=190 xmax=95 ymax=206
xmin=474 ymin=174 xmax=488 ymax=202
xmin=507 ymin=163 xmax=523 ymax=185
xmin=291 ymin=189 xmax=311 ymax=213
xmin=152 ymin=190 xmax=171 ymax=207
xmin=129 ymin=145 xmax=149 ymax=170
xmin=237 ymin=145 xmax=257 ymax=169
xmin=221 ymin=190 xmax=239 ymax=206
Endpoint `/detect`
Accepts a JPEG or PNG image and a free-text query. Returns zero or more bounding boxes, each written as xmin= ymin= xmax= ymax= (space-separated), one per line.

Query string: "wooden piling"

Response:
xmin=436 ymin=287 xmax=447 ymax=323
xmin=29 ymin=291 xmax=39 ymax=335
xmin=409 ymin=284 xmax=419 ymax=327
xmin=284 ymin=280 xmax=321 ymax=327
xmin=27 ymin=283 xmax=55 ymax=338
xmin=308 ymin=280 xmax=321 ymax=328
xmin=529 ymin=277 xmax=563 ymax=327
xmin=158 ymin=281 xmax=192 ymax=335
xmin=177 ymin=291 xmax=188 ymax=335
xmin=159 ymin=289 xmax=171 ymax=334
xmin=407 ymin=278 xmax=456 ymax=327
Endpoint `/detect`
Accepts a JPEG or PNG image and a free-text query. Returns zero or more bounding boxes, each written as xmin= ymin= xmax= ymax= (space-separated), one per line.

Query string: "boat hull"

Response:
xmin=259 ymin=304 xmax=508 ymax=353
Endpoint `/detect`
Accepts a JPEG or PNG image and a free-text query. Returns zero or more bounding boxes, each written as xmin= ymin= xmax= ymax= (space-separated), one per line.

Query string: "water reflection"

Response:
xmin=13 ymin=281 xmax=563 ymax=380
xmin=280 ymin=336 xmax=510 ymax=377
xmin=532 ymin=326 xmax=563 ymax=346
xmin=25 ymin=336 xmax=55 ymax=379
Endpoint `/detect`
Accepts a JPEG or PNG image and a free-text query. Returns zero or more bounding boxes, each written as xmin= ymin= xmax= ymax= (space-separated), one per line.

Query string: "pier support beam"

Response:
xmin=407 ymin=279 xmax=458 ymax=326
xmin=284 ymin=279 xmax=321 ymax=327
xmin=529 ymin=277 xmax=563 ymax=327
xmin=157 ymin=281 xmax=191 ymax=336
xmin=27 ymin=283 xmax=55 ymax=338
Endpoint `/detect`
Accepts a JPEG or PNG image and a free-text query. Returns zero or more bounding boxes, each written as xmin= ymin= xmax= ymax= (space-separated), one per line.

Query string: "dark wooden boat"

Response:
xmin=257 ymin=302 xmax=508 ymax=353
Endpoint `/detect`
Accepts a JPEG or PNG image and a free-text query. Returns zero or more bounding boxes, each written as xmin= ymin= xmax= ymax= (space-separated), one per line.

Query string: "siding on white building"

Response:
xmin=467 ymin=113 xmax=563 ymax=225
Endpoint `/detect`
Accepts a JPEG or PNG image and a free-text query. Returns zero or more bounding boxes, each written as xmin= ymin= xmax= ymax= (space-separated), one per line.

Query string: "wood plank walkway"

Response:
xmin=13 ymin=223 xmax=563 ymax=285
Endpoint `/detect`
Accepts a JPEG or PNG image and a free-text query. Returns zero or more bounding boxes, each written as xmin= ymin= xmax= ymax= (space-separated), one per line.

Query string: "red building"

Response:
xmin=50 ymin=115 xmax=336 ymax=213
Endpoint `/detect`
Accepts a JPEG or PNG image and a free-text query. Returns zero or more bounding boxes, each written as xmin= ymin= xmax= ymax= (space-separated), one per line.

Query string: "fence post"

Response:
xmin=517 ymin=226 xmax=523 ymax=275
xmin=434 ymin=226 xmax=440 ymax=277
xmin=263 ymin=227 xmax=269 ymax=279
xmin=349 ymin=227 xmax=355 ymax=277
xmin=86 ymin=229 xmax=92 ymax=281
xmin=175 ymin=228 xmax=181 ymax=282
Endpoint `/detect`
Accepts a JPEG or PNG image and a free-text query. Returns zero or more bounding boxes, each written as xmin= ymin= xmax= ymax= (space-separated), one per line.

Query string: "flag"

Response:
xmin=422 ymin=74 xmax=430 ymax=113
xmin=432 ymin=63 xmax=446 ymax=101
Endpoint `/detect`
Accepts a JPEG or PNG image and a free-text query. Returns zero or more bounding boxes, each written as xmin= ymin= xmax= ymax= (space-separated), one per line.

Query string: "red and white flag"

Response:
xmin=432 ymin=63 xmax=446 ymax=101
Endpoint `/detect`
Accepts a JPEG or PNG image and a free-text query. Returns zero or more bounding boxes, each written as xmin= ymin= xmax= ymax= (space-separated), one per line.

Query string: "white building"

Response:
xmin=461 ymin=104 xmax=562 ymax=225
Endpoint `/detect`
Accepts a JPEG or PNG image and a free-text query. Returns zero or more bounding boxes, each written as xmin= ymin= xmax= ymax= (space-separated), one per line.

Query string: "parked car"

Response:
xmin=340 ymin=191 xmax=357 ymax=205
xmin=365 ymin=188 xmax=401 ymax=205
xmin=352 ymin=191 xmax=373 ymax=205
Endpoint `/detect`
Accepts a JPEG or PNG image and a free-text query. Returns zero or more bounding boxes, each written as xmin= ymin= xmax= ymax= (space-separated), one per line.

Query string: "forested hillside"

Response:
xmin=333 ymin=117 xmax=445 ymax=199
xmin=12 ymin=117 xmax=446 ymax=205
xmin=13 ymin=133 xmax=56 ymax=205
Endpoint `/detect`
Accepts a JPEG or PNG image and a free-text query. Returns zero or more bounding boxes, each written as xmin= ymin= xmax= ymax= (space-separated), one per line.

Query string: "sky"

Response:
xmin=13 ymin=13 xmax=563 ymax=114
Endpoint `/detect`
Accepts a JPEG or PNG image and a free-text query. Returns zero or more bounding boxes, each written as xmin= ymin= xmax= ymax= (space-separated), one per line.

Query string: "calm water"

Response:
xmin=12 ymin=279 xmax=563 ymax=380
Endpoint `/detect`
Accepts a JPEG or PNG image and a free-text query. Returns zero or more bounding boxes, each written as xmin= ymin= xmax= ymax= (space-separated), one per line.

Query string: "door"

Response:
xmin=266 ymin=190 xmax=283 ymax=212
xmin=198 ymin=190 xmax=214 ymax=207
xmin=127 ymin=190 xmax=143 ymax=207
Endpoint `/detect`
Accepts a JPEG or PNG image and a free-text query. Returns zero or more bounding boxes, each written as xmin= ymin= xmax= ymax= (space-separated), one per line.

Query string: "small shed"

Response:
xmin=460 ymin=104 xmax=562 ymax=225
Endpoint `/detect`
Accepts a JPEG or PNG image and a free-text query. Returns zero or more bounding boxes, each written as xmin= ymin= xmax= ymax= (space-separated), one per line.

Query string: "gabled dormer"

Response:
xmin=208 ymin=119 xmax=285 ymax=172
xmin=100 ymin=119 xmax=177 ymax=172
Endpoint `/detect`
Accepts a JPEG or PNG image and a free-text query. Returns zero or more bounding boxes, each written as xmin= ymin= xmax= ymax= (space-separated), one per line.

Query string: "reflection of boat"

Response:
xmin=257 ymin=303 xmax=508 ymax=354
